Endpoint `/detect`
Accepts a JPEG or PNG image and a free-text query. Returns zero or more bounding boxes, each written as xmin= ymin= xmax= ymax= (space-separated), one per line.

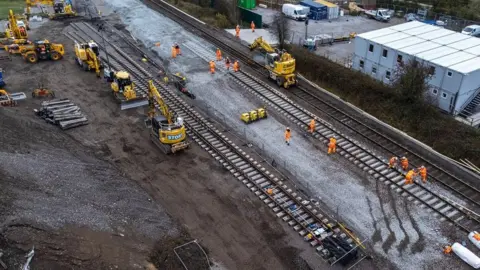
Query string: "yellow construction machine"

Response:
xmin=249 ymin=37 xmax=297 ymax=89
xmin=145 ymin=80 xmax=190 ymax=154
xmin=109 ymin=71 xmax=148 ymax=110
xmin=74 ymin=40 xmax=102 ymax=76
xmin=0 ymin=89 xmax=27 ymax=106
xmin=21 ymin=39 xmax=64 ymax=63
xmin=26 ymin=0 xmax=77 ymax=19
xmin=3 ymin=10 xmax=29 ymax=53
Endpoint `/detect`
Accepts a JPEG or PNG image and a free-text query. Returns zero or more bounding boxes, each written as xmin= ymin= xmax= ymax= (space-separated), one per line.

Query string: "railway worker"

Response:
xmin=266 ymin=188 xmax=273 ymax=195
xmin=418 ymin=166 xmax=427 ymax=183
xmin=233 ymin=60 xmax=240 ymax=72
xmin=474 ymin=233 xmax=480 ymax=241
xmin=209 ymin=60 xmax=216 ymax=74
xmin=400 ymin=157 xmax=409 ymax=171
xmin=174 ymin=43 xmax=181 ymax=55
xmin=171 ymin=45 xmax=177 ymax=58
xmin=225 ymin=57 xmax=231 ymax=70
xmin=251 ymin=21 xmax=255 ymax=32
xmin=328 ymin=136 xmax=337 ymax=154
xmin=309 ymin=118 xmax=316 ymax=133
xmin=284 ymin=127 xmax=291 ymax=145
xmin=216 ymin=48 xmax=222 ymax=61
xmin=163 ymin=76 xmax=169 ymax=84
xmin=388 ymin=156 xmax=398 ymax=169
xmin=404 ymin=169 xmax=416 ymax=185
xmin=235 ymin=24 xmax=240 ymax=38
xmin=443 ymin=245 xmax=452 ymax=255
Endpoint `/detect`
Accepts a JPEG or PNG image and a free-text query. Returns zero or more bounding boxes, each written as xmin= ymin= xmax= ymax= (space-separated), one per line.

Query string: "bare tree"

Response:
xmin=269 ymin=12 xmax=290 ymax=50
xmin=391 ymin=60 xmax=433 ymax=103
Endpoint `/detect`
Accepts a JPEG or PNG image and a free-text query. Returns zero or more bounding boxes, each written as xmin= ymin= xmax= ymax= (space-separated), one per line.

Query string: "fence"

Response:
xmin=375 ymin=3 xmax=480 ymax=32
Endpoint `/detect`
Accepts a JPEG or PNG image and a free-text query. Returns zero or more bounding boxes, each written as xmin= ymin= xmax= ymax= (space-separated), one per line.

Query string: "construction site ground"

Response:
xmin=0 ymin=18 xmax=325 ymax=270
xmin=94 ymin=0 xmax=475 ymax=269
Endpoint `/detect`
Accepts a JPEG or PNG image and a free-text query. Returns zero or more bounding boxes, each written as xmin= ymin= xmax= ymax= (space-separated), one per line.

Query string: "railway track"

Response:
xmin=140 ymin=0 xmax=480 ymax=231
xmin=65 ymin=22 xmax=369 ymax=267
xmin=177 ymin=40 xmax=480 ymax=233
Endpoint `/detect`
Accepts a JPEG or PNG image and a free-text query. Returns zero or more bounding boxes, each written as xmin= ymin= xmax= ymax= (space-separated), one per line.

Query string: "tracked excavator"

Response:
xmin=145 ymin=80 xmax=190 ymax=154
xmin=74 ymin=40 xmax=102 ymax=76
xmin=108 ymin=71 xmax=148 ymax=110
xmin=26 ymin=0 xmax=77 ymax=19
xmin=249 ymin=37 xmax=297 ymax=89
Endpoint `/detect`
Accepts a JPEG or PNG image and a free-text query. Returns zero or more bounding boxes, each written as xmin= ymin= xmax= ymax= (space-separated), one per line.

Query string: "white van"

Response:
xmin=462 ymin=25 xmax=480 ymax=37
xmin=282 ymin=4 xmax=308 ymax=21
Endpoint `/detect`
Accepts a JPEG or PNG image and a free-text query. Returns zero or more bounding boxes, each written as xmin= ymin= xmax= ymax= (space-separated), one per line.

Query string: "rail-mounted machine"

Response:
xmin=106 ymin=70 xmax=149 ymax=110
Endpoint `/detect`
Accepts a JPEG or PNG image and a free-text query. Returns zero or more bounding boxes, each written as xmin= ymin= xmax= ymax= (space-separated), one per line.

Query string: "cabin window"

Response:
xmin=386 ymin=71 xmax=391 ymax=80
xmin=428 ymin=66 xmax=436 ymax=75
xmin=372 ymin=67 xmax=377 ymax=74
xmin=359 ymin=60 xmax=364 ymax=68
xmin=369 ymin=44 xmax=374 ymax=52
xmin=442 ymin=92 xmax=448 ymax=99
xmin=397 ymin=54 xmax=403 ymax=63
xmin=447 ymin=71 xmax=453 ymax=77
xmin=432 ymin=89 xmax=438 ymax=95
xmin=382 ymin=49 xmax=388 ymax=58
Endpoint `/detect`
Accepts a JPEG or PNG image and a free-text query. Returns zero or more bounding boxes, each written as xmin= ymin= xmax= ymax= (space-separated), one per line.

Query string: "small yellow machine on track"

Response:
xmin=108 ymin=70 xmax=148 ymax=110
xmin=241 ymin=107 xmax=267 ymax=124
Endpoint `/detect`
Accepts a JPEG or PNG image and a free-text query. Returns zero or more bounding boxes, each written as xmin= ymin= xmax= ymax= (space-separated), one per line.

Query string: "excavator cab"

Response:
xmin=89 ymin=42 xmax=99 ymax=56
xmin=53 ymin=2 xmax=65 ymax=14
xmin=114 ymin=71 xmax=132 ymax=92
xmin=265 ymin=52 xmax=279 ymax=68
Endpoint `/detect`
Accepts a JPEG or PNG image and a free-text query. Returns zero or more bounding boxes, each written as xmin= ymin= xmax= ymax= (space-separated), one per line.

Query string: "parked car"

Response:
xmin=462 ymin=25 xmax=480 ymax=37
xmin=282 ymin=4 xmax=308 ymax=21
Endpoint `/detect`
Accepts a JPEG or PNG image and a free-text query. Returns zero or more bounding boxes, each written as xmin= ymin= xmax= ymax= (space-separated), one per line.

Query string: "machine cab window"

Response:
xmin=266 ymin=53 xmax=279 ymax=68
xmin=88 ymin=41 xmax=100 ymax=56
xmin=115 ymin=72 xmax=132 ymax=89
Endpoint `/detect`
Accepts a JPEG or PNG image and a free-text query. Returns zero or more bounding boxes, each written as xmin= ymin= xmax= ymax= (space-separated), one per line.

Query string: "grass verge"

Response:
xmin=0 ymin=0 xmax=25 ymax=20
xmin=165 ymin=0 xmax=233 ymax=28
xmin=288 ymin=45 xmax=480 ymax=165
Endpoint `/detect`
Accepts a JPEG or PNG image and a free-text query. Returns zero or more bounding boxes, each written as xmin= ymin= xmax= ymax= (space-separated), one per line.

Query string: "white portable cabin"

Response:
xmin=353 ymin=21 xmax=480 ymax=114
xmin=452 ymin=242 xmax=480 ymax=269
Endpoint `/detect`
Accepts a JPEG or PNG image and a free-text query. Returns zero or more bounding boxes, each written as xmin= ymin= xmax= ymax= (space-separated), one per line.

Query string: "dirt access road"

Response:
xmin=0 ymin=18 xmax=321 ymax=269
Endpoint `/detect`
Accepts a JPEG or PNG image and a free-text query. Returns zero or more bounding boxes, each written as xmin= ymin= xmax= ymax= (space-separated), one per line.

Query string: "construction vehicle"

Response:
xmin=240 ymin=107 xmax=267 ymax=124
xmin=21 ymin=40 xmax=64 ymax=63
xmin=249 ymin=37 xmax=297 ymax=89
xmin=169 ymin=72 xmax=195 ymax=99
xmin=0 ymin=89 xmax=27 ymax=106
xmin=107 ymin=70 xmax=148 ymax=110
xmin=74 ymin=40 xmax=102 ymax=77
xmin=4 ymin=10 xmax=28 ymax=44
xmin=49 ymin=0 xmax=77 ymax=19
xmin=32 ymin=85 xmax=55 ymax=98
xmin=145 ymin=80 xmax=190 ymax=154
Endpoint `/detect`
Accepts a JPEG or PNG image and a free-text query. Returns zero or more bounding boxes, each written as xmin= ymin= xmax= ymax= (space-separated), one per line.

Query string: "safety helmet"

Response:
xmin=401 ymin=156 xmax=406 ymax=159
xmin=286 ymin=127 xmax=290 ymax=131
xmin=420 ymin=165 xmax=425 ymax=168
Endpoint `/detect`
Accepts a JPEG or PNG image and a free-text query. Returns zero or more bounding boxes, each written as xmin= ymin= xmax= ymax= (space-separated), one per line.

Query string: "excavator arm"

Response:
xmin=147 ymin=80 xmax=173 ymax=124
xmin=87 ymin=49 xmax=101 ymax=77
xmin=249 ymin=37 xmax=275 ymax=53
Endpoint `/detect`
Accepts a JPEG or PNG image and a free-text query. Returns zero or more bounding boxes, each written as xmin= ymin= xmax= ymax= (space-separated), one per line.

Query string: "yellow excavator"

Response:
xmin=74 ymin=40 xmax=102 ymax=77
xmin=26 ymin=0 xmax=77 ymax=19
xmin=108 ymin=71 xmax=149 ymax=110
xmin=249 ymin=37 xmax=297 ymax=89
xmin=145 ymin=80 xmax=190 ymax=154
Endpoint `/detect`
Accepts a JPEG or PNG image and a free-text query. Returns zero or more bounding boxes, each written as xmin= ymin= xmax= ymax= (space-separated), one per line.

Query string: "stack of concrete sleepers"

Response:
xmin=34 ymin=98 xmax=88 ymax=130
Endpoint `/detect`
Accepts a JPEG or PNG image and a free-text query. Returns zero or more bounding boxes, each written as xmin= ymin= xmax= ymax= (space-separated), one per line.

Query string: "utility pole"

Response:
xmin=97 ymin=22 xmax=112 ymax=78
xmin=304 ymin=18 xmax=309 ymax=39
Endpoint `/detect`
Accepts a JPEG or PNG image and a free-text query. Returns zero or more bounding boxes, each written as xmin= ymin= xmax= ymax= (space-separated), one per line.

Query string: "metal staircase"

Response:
xmin=459 ymin=91 xmax=480 ymax=117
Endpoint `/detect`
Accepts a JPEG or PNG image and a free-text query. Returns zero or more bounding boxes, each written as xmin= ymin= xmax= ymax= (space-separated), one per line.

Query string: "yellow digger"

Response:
xmin=74 ymin=40 xmax=102 ymax=76
xmin=109 ymin=71 xmax=148 ymax=110
xmin=249 ymin=37 xmax=297 ymax=89
xmin=145 ymin=80 xmax=189 ymax=154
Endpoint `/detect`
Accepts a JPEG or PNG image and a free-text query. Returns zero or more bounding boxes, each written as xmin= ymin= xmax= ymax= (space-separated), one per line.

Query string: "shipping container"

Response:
xmin=314 ymin=0 xmax=339 ymax=19
xmin=299 ymin=0 xmax=327 ymax=20
xmin=238 ymin=0 xmax=255 ymax=9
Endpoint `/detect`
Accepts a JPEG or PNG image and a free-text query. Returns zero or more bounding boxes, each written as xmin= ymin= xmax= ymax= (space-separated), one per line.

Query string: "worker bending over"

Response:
xmin=209 ymin=60 xmax=216 ymax=74
xmin=216 ymin=48 xmax=222 ymax=61
xmin=174 ymin=43 xmax=181 ymax=55
xmin=418 ymin=166 xmax=427 ymax=183
xmin=309 ymin=118 xmax=316 ymax=133
xmin=443 ymin=245 xmax=452 ymax=255
xmin=225 ymin=57 xmax=231 ymax=70
xmin=171 ymin=46 xmax=177 ymax=58
xmin=400 ymin=157 xmax=408 ymax=170
xmin=404 ymin=169 xmax=417 ymax=185
xmin=233 ymin=60 xmax=240 ymax=72
xmin=389 ymin=156 xmax=398 ymax=169
xmin=235 ymin=24 xmax=240 ymax=38
xmin=284 ymin=127 xmax=291 ymax=146
xmin=328 ymin=137 xmax=336 ymax=154
xmin=251 ymin=21 xmax=255 ymax=32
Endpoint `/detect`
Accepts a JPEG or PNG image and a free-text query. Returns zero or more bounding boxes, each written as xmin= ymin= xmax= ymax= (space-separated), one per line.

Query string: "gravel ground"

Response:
xmin=99 ymin=0 xmax=475 ymax=269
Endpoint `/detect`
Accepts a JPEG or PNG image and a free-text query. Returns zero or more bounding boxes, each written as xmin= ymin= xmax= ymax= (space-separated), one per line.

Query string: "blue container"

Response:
xmin=299 ymin=0 xmax=327 ymax=13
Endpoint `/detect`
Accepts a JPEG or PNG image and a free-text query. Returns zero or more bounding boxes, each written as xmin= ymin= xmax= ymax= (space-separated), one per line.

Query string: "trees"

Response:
xmin=391 ymin=60 xmax=433 ymax=103
xmin=269 ymin=12 xmax=290 ymax=50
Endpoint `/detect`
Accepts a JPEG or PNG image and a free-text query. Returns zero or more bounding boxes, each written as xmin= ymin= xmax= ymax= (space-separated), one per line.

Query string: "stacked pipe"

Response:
xmin=34 ymin=98 xmax=88 ymax=130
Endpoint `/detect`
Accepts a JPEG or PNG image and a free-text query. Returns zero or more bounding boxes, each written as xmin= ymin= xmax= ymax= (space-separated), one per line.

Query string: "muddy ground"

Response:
xmin=0 ymin=19 xmax=320 ymax=269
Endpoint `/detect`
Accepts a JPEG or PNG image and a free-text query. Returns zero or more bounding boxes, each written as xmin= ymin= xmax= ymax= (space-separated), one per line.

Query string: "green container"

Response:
xmin=238 ymin=0 xmax=248 ymax=9
xmin=249 ymin=0 xmax=256 ymax=9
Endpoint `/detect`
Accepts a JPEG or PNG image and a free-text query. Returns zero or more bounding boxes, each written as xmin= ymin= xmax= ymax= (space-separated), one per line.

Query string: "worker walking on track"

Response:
xmin=174 ymin=43 xmax=181 ymax=55
xmin=285 ymin=127 xmax=291 ymax=145
xmin=404 ymin=169 xmax=417 ymax=185
xmin=235 ymin=24 xmax=240 ymax=38
xmin=418 ymin=166 xmax=427 ymax=183
xmin=400 ymin=156 xmax=409 ymax=170
xmin=389 ymin=156 xmax=398 ymax=169
xmin=216 ymin=48 xmax=222 ymax=61
xmin=309 ymin=118 xmax=316 ymax=133
xmin=209 ymin=60 xmax=216 ymax=74
xmin=171 ymin=45 xmax=177 ymax=58
xmin=233 ymin=60 xmax=240 ymax=72
xmin=328 ymin=136 xmax=337 ymax=154
xmin=225 ymin=57 xmax=231 ymax=70
xmin=251 ymin=21 xmax=255 ymax=32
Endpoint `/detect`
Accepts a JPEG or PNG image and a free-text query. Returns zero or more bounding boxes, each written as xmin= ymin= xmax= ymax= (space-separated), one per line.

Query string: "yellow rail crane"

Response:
xmin=74 ymin=40 xmax=102 ymax=77
xmin=249 ymin=37 xmax=297 ymax=89
xmin=108 ymin=71 xmax=148 ymax=110
xmin=145 ymin=80 xmax=190 ymax=154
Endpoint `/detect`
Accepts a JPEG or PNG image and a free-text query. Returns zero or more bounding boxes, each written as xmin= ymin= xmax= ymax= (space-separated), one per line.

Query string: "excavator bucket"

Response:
xmin=120 ymin=98 xmax=149 ymax=110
